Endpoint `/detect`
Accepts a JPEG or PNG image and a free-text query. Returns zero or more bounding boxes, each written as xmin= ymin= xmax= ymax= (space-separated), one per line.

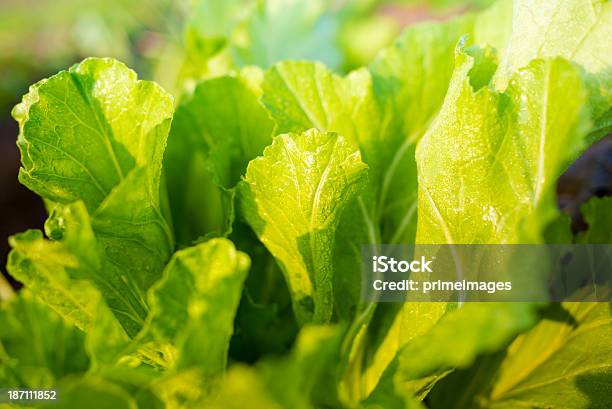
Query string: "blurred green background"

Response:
xmin=0 ymin=0 xmax=500 ymax=295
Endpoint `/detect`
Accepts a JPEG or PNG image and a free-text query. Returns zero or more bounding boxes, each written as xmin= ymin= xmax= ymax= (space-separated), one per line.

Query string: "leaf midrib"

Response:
xmin=69 ymin=71 xmax=126 ymax=184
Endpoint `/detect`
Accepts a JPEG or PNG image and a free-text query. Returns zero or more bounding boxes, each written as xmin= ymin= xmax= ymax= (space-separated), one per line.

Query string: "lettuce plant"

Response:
xmin=1 ymin=0 xmax=611 ymax=408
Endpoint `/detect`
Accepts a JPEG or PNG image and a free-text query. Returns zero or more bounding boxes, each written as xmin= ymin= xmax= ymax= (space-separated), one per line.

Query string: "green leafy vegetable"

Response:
xmin=145 ymin=239 xmax=249 ymax=374
xmin=416 ymin=49 xmax=591 ymax=244
xmin=427 ymin=303 xmax=611 ymax=409
xmin=495 ymin=0 xmax=612 ymax=87
xmin=2 ymin=1 xmax=611 ymax=408
xmin=144 ymin=239 xmax=249 ymax=405
xmin=209 ymin=325 xmax=345 ymax=409
xmin=9 ymin=58 xmax=175 ymax=336
xmin=577 ymin=197 xmax=612 ymax=243
xmin=240 ymin=129 xmax=368 ymax=324
xmin=487 ymin=303 xmax=611 ymax=409
xmin=166 ymin=74 xmax=274 ymax=243
xmin=366 ymin=303 xmax=541 ymax=406
xmin=0 ymin=292 xmax=89 ymax=388
xmin=8 ymin=203 xmax=134 ymax=337
xmin=232 ymin=0 xmax=342 ymax=69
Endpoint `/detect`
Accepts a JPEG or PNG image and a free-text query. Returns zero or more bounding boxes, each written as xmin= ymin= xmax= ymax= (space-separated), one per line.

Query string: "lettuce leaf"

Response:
xmin=7 ymin=202 xmax=134 ymax=338
xmin=495 ymin=0 xmax=612 ymax=87
xmin=9 ymin=58 xmax=175 ymax=336
xmin=0 ymin=292 xmax=89 ymax=388
xmin=486 ymin=303 xmax=611 ymax=409
xmin=144 ymin=239 xmax=249 ymax=372
xmin=208 ymin=326 xmax=354 ymax=409
xmin=427 ymin=302 xmax=611 ymax=409
xmin=142 ymin=239 xmax=249 ymax=405
xmin=365 ymin=303 xmax=541 ymax=407
xmin=240 ymin=129 xmax=368 ymax=324
xmin=416 ymin=47 xmax=592 ymax=244
xmin=232 ymin=0 xmax=342 ymax=69
xmin=577 ymin=197 xmax=612 ymax=243
xmin=166 ymin=74 xmax=273 ymax=243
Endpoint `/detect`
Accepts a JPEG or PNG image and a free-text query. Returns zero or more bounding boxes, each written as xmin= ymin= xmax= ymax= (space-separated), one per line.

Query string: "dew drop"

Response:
xmin=304 ymin=153 xmax=315 ymax=166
